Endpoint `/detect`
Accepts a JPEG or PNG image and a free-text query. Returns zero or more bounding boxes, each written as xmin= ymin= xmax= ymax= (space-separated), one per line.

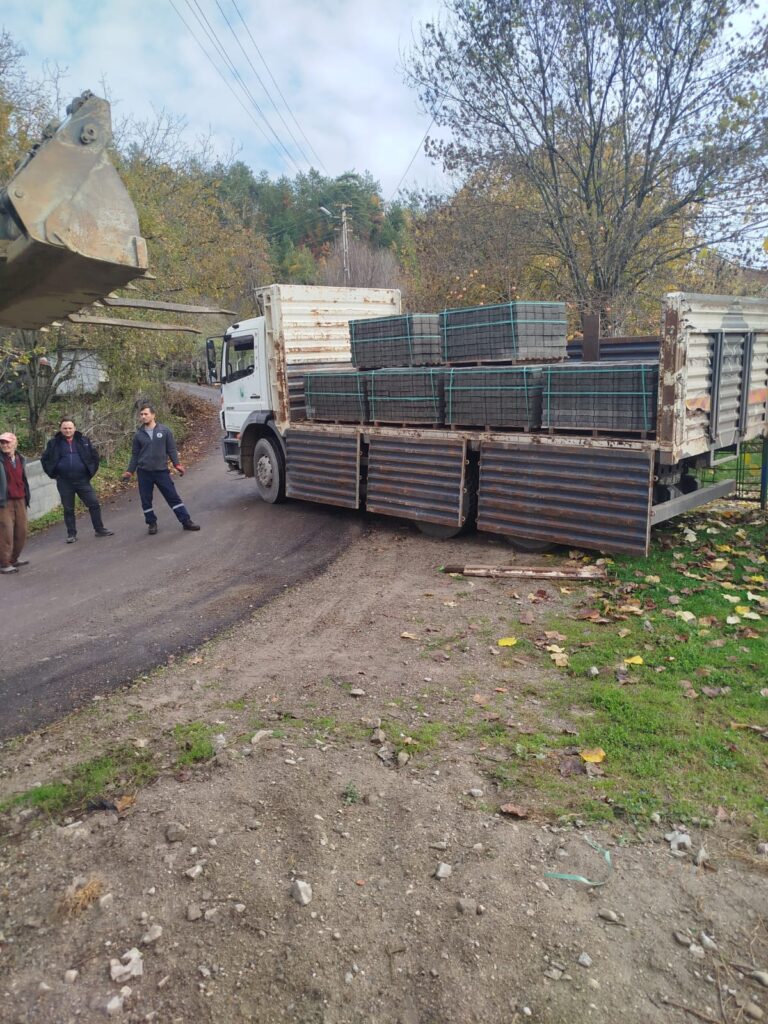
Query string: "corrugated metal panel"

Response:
xmin=477 ymin=443 xmax=653 ymax=556
xmin=662 ymin=293 xmax=768 ymax=461
xmin=567 ymin=338 xmax=661 ymax=361
xmin=366 ymin=436 xmax=467 ymax=527
xmin=285 ymin=430 xmax=360 ymax=508
xmin=259 ymin=284 xmax=401 ymax=366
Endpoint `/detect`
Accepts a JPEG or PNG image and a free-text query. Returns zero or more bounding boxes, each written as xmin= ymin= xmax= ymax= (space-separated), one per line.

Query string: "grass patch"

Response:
xmin=534 ymin=510 xmax=768 ymax=831
xmin=172 ymin=721 xmax=216 ymax=766
xmin=1 ymin=746 xmax=157 ymax=819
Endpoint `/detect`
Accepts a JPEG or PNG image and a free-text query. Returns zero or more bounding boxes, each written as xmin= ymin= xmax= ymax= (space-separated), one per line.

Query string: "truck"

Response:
xmin=208 ymin=284 xmax=768 ymax=557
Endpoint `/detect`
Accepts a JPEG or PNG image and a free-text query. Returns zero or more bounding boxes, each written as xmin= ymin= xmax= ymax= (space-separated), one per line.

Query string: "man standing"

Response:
xmin=122 ymin=403 xmax=200 ymax=535
xmin=41 ymin=418 xmax=114 ymax=544
xmin=0 ymin=431 xmax=30 ymax=574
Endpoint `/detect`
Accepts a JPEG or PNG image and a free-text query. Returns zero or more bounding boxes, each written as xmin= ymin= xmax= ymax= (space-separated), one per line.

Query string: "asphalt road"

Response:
xmin=0 ymin=387 xmax=360 ymax=740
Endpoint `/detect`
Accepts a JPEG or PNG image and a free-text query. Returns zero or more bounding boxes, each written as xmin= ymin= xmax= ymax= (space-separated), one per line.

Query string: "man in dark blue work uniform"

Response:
xmin=41 ymin=418 xmax=114 ymax=544
xmin=122 ymin=403 xmax=201 ymax=535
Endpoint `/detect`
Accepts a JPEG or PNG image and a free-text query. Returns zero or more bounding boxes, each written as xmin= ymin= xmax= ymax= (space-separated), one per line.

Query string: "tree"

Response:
xmin=406 ymin=0 xmax=768 ymax=325
xmin=319 ymin=237 xmax=402 ymax=289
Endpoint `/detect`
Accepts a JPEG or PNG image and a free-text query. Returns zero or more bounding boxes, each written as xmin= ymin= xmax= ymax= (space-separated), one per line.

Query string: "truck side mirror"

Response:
xmin=205 ymin=338 xmax=218 ymax=384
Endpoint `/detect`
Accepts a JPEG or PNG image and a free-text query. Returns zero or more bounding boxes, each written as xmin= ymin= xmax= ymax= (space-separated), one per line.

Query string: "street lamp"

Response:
xmin=319 ymin=204 xmax=350 ymax=286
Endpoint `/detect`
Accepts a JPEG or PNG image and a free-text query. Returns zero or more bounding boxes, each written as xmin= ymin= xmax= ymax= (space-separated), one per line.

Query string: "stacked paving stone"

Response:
xmin=304 ymin=370 xmax=369 ymax=422
xmin=349 ymin=313 xmax=442 ymax=370
xmin=445 ymin=366 xmax=543 ymax=429
xmin=367 ymin=367 xmax=445 ymax=424
xmin=440 ymin=301 xmax=567 ymax=364
xmin=542 ymin=362 xmax=659 ymax=432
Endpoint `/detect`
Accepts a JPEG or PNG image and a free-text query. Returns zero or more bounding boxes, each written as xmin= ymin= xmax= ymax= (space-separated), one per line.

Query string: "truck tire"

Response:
xmin=417 ymin=521 xmax=463 ymax=540
xmin=504 ymin=535 xmax=556 ymax=554
xmin=253 ymin=437 xmax=286 ymax=504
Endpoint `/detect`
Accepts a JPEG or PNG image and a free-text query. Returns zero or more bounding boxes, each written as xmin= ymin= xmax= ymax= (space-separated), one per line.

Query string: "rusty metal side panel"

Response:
xmin=285 ymin=429 xmax=360 ymax=508
xmin=366 ymin=436 xmax=467 ymax=527
xmin=477 ymin=443 xmax=653 ymax=556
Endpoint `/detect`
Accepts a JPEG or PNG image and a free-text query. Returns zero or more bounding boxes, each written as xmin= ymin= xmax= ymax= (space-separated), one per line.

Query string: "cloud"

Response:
xmin=1 ymin=0 xmax=450 ymax=196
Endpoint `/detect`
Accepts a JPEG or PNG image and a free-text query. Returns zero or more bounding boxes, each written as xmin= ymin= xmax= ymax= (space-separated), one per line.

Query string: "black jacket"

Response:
xmin=127 ymin=424 xmax=181 ymax=473
xmin=0 ymin=452 xmax=30 ymax=508
xmin=41 ymin=431 xmax=100 ymax=480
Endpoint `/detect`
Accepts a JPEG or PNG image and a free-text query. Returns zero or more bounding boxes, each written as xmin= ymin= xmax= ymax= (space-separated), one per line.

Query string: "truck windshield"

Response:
xmin=223 ymin=335 xmax=254 ymax=384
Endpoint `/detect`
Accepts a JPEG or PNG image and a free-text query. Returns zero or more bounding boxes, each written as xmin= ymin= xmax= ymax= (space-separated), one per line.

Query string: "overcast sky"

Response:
xmin=2 ymin=0 xmax=451 ymax=199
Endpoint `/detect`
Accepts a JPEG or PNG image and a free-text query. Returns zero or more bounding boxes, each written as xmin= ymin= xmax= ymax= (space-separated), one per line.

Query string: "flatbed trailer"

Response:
xmin=210 ymin=287 xmax=768 ymax=557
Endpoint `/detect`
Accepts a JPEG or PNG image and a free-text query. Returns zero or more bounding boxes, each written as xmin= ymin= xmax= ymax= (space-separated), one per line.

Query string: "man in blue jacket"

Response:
xmin=41 ymin=418 xmax=114 ymax=544
xmin=122 ymin=403 xmax=201 ymax=535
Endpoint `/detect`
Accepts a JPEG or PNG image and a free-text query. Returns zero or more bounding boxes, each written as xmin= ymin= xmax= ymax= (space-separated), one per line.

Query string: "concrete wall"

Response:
xmin=26 ymin=460 xmax=60 ymax=521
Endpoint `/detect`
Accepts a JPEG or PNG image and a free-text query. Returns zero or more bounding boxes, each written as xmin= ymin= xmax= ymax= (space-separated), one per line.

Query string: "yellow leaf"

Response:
xmin=720 ymin=581 xmax=736 ymax=589
xmin=735 ymin=605 xmax=750 ymax=614
xmin=545 ymin=644 xmax=565 ymax=653
xmin=580 ymin=747 xmax=606 ymax=763
xmin=551 ymin=652 xmax=570 ymax=667
xmin=624 ymin=655 xmax=644 ymax=666
xmin=715 ymin=544 xmax=733 ymax=552
xmin=709 ymin=559 xmax=728 ymax=571
xmin=644 ymin=575 xmax=660 ymax=584
xmin=749 ymin=573 xmax=766 ymax=582
xmin=497 ymin=637 xmax=518 ymax=647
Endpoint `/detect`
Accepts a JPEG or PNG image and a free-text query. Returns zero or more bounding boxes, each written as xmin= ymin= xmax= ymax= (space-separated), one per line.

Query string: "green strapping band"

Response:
xmin=544 ymin=837 xmax=613 ymax=887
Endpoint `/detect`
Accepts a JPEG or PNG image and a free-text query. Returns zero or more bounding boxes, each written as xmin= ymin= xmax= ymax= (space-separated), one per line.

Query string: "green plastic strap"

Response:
xmin=544 ymin=837 xmax=613 ymax=887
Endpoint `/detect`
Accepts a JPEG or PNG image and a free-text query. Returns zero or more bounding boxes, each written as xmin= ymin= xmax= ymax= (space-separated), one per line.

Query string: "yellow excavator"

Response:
xmin=0 ymin=90 xmax=149 ymax=330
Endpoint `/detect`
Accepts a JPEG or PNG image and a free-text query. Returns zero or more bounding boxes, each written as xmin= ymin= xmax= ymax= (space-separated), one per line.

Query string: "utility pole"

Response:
xmin=340 ymin=204 xmax=350 ymax=286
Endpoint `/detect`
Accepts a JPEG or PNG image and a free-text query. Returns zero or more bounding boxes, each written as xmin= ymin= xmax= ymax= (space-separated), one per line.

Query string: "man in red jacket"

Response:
xmin=0 ymin=431 xmax=30 ymax=574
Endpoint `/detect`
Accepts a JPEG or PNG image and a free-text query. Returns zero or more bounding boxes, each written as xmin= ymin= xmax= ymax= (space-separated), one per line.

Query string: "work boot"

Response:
xmin=95 ymin=529 xmax=114 ymax=537
xmin=0 ymin=565 xmax=18 ymax=574
xmin=148 ymin=523 xmax=158 ymax=535
xmin=182 ymin=520 xmax=201 ymax=531
xmin=66 ymin=534 xmax=77 ymax=544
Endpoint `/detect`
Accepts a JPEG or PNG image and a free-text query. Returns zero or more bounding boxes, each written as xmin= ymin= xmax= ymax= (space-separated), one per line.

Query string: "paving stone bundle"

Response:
xmin=440 ymin=301 xmax=567 ymax=364
xmin=304 ymin=370 xmax=369 ymax=422
xmin=349 ymin=313 xmax=442 ymax=370
xmin=368 ymin=368 xmax=445 ymax=424
xmin=445 ymin=366 xmax=543 ymax=429
xmin=542 ymin=361 xmax=659 ymax=433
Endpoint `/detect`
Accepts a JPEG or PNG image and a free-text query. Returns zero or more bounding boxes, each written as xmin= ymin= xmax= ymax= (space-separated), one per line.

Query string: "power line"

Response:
xmin=229 ymin=0 xmax=329 ymax=174
xmin=184 ymin=0 xmax=303 ymax=174
xmin=388 ymin=94 xmax=449 ymax=204
xmin=167 ymin=0 xmax=291 ymax=171
xmin=214 ymin=0 xmax=317 ymax=172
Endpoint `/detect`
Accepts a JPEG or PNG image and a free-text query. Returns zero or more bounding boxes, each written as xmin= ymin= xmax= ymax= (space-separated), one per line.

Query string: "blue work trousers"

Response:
xmin=137 ymin=468 xmax=190 ymax=526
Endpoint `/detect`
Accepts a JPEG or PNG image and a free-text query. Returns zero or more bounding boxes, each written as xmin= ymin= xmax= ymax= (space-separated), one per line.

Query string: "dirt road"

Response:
xmin=0 ymin=391 xmax=360 ymax=739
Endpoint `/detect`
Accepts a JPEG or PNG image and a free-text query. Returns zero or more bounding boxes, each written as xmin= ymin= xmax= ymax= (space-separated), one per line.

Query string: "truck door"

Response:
xmin=220 ymin=324 xmax=269 ymax=433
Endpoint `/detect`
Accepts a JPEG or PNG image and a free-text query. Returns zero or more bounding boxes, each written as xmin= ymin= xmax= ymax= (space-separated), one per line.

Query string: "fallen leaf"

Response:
xmin=500 ymin=803 xmax=529 ymax=818
xmin=580 ymin=747 xmax=606 ymax=764
xmin=726 ymin=615 xmax=741 ymax=625
xmin=443 ymin=600 xmax=458 ymax=608
xmin=114 ymin=794 xmax=136 ymax=814
xmin=742 ymin=611 xmax=762 ymax=621
xmin=188 ymin=655 xmax=204 ymax=665
xmin=497 ymin=637 xmax=518 ymax=647
xmin=722 ymin=594 xmax=741 ymax=603
xmin=472 ymin=693 xmax=491 ymax=705
xmin=543 ymin=631 xmax=568 ymax=642
xmin=644 ymin=575 xmax=661 ymax=584
xmin=400 ymin=631 xmax=420 ymax=641
xmin=735 ymin=605 xmax=750 ymax=615
xmin=585 ymin=762 xmax=605 ymax=778
xmin=559 ymin=755 xmax=586 ymax=777
xmin=708 ymin=559 xmax=729 ymax=571
xmin=551 ymin=652 xmax=569 ymax=667
xmin=701 ymin=686 xmax=731 ymax=698
xmin=518 ymin=610 xmax=535 ymax=625
xmin=760 ymin=688 xmax=768 ymax=697
xmin=617 ymin=628 xmax=631 ymax=638
xmin=675 ymin=610 xmax=697 ymax=624
xmin=494 ymin=687 xmax=508 ymax=694
xmin=624 ymin=655 xmax=644 ymax=666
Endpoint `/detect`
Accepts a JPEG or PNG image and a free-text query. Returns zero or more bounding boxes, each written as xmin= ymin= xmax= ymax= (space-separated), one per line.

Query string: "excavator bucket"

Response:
xmin=0 ymin=91 xmax=148 ymax=329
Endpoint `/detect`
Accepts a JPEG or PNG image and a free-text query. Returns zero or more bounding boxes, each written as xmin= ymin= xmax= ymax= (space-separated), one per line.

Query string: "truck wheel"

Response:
xmin=417 ymin=521 xmax=463 ymax=540
xmin=253 ymin=438 xmax=286 ymax=504
xmin=504 ymin=535 xmax=556 ymax=554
